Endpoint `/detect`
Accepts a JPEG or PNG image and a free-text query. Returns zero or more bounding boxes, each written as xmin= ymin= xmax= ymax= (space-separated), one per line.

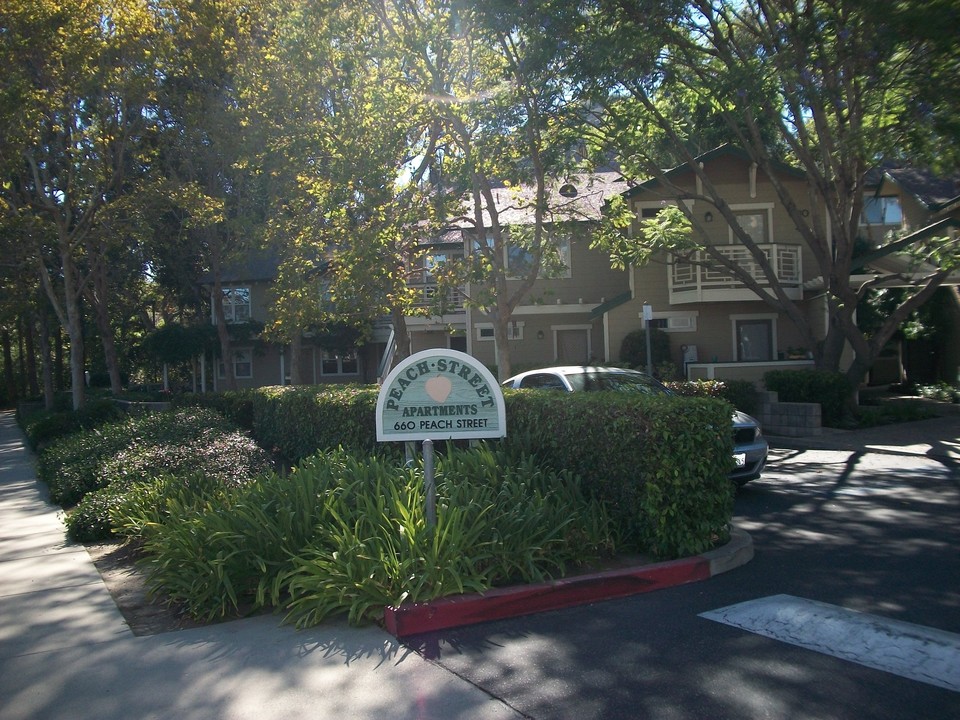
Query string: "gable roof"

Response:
xmin=621 ymin=144 xmax=806 ymax=199
xmin=878 ymin=166 xmax=960 ymax=211
xmin=449 ymin=170 xmax=629 ymax=229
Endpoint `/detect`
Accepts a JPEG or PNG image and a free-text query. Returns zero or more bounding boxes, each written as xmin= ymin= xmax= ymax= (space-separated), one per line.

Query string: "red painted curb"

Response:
xmin=383 ymin=555 xmax=711 ymax=638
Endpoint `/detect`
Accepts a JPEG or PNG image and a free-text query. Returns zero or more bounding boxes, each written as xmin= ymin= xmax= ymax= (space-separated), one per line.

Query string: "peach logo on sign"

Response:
xmin=424 ymin=375 xmax=452 ymax=403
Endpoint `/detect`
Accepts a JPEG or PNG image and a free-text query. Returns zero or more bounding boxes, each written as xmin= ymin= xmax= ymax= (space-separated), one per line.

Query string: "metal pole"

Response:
xmin=643 ymin=303 xmax=653 ymax=376
xmin=423 ymin=439 xmax=436 ymax=529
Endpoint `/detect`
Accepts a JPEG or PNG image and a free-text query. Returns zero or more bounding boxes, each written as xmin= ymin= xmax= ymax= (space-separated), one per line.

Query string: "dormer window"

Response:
xmin=861 ymin=196 xmax=903 ymax=226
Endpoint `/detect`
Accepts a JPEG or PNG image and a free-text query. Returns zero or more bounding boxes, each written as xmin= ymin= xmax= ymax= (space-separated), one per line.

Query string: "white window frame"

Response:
xmin=218 ymin=347 xmax=253 ymax=379
xmin=730 ymin=313 xmax=778 ymax=362
xmin=727 ymin=203 xmax=774 ymax=244
xmin=860 ymin=196 xmax=903 ymax=227
xmin=218 ymin=287 xmax=251 ymax=324
xmin=641 ymin=310 xmax=699 ymax=333
xmin=475 ymin=321 xmax=524 ymax=341
xmin=319 ymin=349 xmax=360 ymax=377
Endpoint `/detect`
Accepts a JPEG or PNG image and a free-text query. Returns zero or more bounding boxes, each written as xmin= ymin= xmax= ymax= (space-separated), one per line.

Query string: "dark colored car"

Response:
xmin=501 ymin=366 xmax=768 ymax=485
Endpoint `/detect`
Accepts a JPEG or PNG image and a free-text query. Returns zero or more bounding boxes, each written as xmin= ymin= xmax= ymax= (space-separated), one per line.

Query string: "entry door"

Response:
xmin=556 ymin=329 xmax=590 ymax=364
xmin=736 ymin=320 xmax=773 ymax=361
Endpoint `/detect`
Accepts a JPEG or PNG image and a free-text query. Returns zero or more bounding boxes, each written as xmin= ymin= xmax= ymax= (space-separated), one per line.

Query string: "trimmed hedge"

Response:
xmin=501 ymin=390 xmax=735 ymax=558
xmin=250 ymin=385 xmax=386 ymax=464
xmin=764 ymin=369 xmax=853 ymax=427
xmin=38 ymin=408 xmax=242 ymax=507
xmin=664 ymin=379 xmax=760 ymax=416
xmin=19 ymin=398 xmax=125 ymax=450
xmin=173 ymin=384 xmax=737 ymax=558
xmin=176 ymin=386 xmax=387 ymax=465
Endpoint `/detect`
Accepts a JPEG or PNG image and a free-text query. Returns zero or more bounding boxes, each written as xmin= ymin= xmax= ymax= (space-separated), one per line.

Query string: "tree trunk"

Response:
xmin=24 ymin=313 xmax=39 ymax=398
xmin=493 ymin=311 xmax=512 ymax=381
xmin=289 ymin=333 xmax=302 ymax=385
xmin=16 ymin=318 xmax=26 ymax=398
xmin=86 ymin=252 xmax=124 ymax=395
xmin=390 ymin=306 xmax=411 ymax=366
xmin=62 ymin=262 xmax=86 ymax=410
xmin=1 ymin=330 xmax=15 ymax=403
xmin=55 ymin=327 xmax=64 ymax=392
xmin=37 ymin=311 xmax=55 ymax=410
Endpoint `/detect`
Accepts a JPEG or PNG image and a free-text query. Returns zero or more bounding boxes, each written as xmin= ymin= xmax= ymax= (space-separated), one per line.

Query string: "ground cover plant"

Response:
xmin=35 ymin=408 xmax=274 ymax=541
xmin=118 ymin=445 xmax=617 ymax=626
xmin=19 ymin=397 xmax=125 ymax=450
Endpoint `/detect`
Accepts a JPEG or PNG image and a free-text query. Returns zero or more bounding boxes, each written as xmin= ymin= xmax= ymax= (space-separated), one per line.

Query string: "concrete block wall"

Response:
xmin=757 ymin=391 xmax=822 ymax=437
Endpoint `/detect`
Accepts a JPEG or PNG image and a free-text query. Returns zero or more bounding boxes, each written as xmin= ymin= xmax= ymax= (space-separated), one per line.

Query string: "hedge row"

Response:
xmin=184 ymin=385 xmax=736 ymax=558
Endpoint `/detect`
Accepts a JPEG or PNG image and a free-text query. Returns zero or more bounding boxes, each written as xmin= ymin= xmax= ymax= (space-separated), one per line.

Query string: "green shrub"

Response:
xmin=64 ymin=487 xmax=127 ymax=543
xmin=21 ymin=398 xmax=125 ymax=450
xmin=501 ymin=390 xmax=734 ymax=558
xmin=38 ymin=408 xmax=239 ymax=507
xmin=131 ymin=446 xmax=616 ymax=625
xmin=916 ymin=382 xmax=960 ymax=403
xmin=172 ymin=389 xmax=259 ymax=430
xmin=664 ymin=379 xmax=760 ymax=415
xmin=620 ymin=327 xmax=672 ymax=369
xmin=250 ymin=385 xmax=388 ymax=464
xmin=764 ymin=369 xmax=853 ymax=427
xmin=64 ymin=430 xmax=274 ymax=542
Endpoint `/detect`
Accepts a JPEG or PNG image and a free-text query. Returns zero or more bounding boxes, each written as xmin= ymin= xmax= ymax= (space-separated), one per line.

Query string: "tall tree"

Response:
xmin=382 ymin=1 xmax=599 ymax=379
xmin=572 ymin=0 xmax=960 ymax=395
xmin=151 ymin=0 xmax=270 ymax=391
xmin=0 ymin=0 xmax=161 ymax=408
xmin=239 ymin=0 xmax=445 ymax=381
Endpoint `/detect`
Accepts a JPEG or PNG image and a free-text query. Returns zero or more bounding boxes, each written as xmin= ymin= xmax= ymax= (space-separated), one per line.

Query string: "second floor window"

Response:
xmin=861 ymin=196 xmax=903 ymax=226
xmin=221 ymin=287 xmax=251 ymax=323
xmin=733 ymin=212 xmax=767 ymax=243
xmin=506 ymin=236 xmax=571 ymax=279
xmin=320 ymin=350 xmax=359 ymax=376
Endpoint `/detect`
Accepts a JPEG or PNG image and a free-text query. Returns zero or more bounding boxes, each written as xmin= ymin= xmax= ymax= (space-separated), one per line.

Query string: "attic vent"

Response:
xmin=558 ymin=183 xmax=578 ymax=198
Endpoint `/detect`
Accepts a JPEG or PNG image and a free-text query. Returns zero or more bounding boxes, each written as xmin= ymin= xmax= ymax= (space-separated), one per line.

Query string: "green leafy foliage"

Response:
xmin=20 ymin=399 xmax=125 ymax=450
xmin=501 ymin=390 xmax=734 ymax=558
xmin=249 ymin=385 xmax=390 ymax=464
xmin=38 ymin=407 xmax=265 ymax=510
xmin=664 ymin=379 xmax=760 ymax=415
xmin=620 ymin=327 xmax=672 ymax=369
xmin=764 ymin=370 xmax=854 ymax=427
xmin=127 ymin=446 xmax=615 ymax=626
xmin=63 ymin=428 xmax=274 ymax=542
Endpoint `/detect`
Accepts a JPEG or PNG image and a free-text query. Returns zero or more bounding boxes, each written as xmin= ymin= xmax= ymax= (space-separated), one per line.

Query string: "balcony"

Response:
xmin=670 ymin=243 xmax=803 ymax=304
xmin=410 ymin=283 xmax=465 ymax=313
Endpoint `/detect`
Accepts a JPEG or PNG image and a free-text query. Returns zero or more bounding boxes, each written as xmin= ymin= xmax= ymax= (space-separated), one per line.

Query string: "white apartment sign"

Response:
xmin=376 ymin=349 xmax=506 ymax=442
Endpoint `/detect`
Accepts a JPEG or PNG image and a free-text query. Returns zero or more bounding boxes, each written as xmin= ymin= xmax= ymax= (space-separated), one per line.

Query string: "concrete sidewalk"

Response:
xmin=768 ymin=406 xmax=960 ymax=463
xmin=0 ymin=412 xmax=521 ymax=720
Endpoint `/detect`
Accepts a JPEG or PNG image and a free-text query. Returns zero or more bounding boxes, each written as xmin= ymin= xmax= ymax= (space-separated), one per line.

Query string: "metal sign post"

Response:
xmin=422 ymin=439 xmax=436 ymax=528
xmin=377 ymin=349 xmax=507 ymax=530
xmin=643 ymin=303 xmax=654 ymax=376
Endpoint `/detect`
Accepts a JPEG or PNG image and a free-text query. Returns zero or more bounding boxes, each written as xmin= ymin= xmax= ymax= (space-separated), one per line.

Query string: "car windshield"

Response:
xmin=567 ymin=371 xmax=672 ymax=395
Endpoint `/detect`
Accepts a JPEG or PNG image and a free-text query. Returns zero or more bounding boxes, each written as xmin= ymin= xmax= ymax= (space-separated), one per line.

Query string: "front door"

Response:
xmin=556 ymin=329 xmax=590 ymax=364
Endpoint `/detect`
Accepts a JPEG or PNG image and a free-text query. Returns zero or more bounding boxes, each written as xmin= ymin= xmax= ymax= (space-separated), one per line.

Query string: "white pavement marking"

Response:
xmin=700 ymin=594 xmax=960 ymax=692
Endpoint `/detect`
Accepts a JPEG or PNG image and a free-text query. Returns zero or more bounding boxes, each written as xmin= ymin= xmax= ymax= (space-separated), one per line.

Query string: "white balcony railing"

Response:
xmin=410 ymin=283 xmax=465 ymax=312
xmin=670 ymin=243 xmax=803 ymax=303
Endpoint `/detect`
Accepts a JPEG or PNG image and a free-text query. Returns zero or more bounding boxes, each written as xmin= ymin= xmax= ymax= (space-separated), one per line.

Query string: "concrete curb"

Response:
xmin=383 ymin=527 xmax=753 ymax=638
